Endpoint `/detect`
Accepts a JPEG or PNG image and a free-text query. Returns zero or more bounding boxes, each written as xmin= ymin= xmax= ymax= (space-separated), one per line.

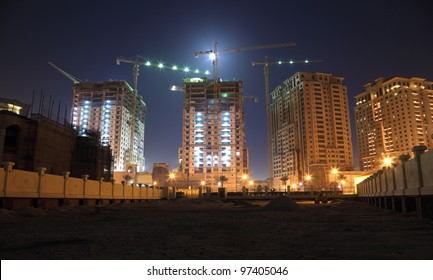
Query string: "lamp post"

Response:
xmin=340 ymin=179 xmax=345 ymax=195
xmin=241 ymin=174 xmax=248 ymax=193
xmin=331 ymin=168 xmax=338 ymax=192
xmin=169 ymin=172 xmax=175 ymax=198
xmin=305 ymin=174 xmax=312 ymax=193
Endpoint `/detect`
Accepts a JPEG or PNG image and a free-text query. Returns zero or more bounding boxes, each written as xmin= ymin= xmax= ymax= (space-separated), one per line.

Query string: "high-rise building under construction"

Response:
xmin=354 ymin=76 xmax=433 ymax=171
xmin=270 ymin=72 xmax=354 ymax=191
xmin=180 ymin=77 xmax=249 ymax=191
xmin=72 ymin=81 xmax=146 ymax=172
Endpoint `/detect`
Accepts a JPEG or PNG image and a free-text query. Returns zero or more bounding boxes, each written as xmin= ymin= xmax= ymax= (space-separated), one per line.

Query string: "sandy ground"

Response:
xmin=0 ymin=198 xmax=432 ymax=260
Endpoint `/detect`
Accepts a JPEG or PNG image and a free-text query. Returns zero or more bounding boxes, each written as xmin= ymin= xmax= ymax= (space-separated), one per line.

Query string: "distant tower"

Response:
xmin=354 ymin=76 xmax=433 ymax=171
xmin=181 ymin=77 xmax=249 ymax=191
xmin=270 ymin=72 xmax=354 ymax=191
xmin=72 ymin=81 xmax=146 ymax=172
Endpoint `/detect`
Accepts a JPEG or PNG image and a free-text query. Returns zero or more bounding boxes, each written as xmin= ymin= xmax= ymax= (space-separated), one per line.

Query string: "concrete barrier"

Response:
xmin=357 ymin=146 xmax=433 ymax=218
xmin=0 ymin=162 xmax=164 ymax=209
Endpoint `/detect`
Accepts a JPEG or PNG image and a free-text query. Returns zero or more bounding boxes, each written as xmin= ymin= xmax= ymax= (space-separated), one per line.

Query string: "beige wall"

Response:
xmin=1 ymin=163 xmax=163 ymax=200
xmin=357 ymin=148 xmax=433 ymax=197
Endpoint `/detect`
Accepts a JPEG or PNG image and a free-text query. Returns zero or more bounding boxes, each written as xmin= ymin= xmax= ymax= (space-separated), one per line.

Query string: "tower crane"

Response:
xmin=116 ymin=56 xmax=210 ymax=167
xmin=194 ymin=41 xmax=296 ymax=83
xmin=48 ymin=61 xmax=82 ymax=84
xmin=252 ymin=57 xmax=324 ymax=187
xmin=115 ymin=56 xmax=146 ymax=166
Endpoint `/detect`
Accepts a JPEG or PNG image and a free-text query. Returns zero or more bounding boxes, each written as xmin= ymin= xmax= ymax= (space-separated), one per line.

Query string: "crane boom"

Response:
xmin=194 ymin=41 xmax=296 ymax=82
xmin=48 ymin=61 xmax=82 ymax=84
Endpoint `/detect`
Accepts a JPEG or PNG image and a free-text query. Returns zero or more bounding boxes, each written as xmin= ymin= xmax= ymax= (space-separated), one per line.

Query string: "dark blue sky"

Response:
xmin=1 ymin=0 xmax=432 ymax=179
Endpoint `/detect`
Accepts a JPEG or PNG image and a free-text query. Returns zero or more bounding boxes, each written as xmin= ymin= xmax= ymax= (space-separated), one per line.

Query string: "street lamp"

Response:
xmin=383 ymin=156 xmax=393 ymax=168
xmin=331 ymin=168 xmax=338 ymax=192
xmin=241 ymin=174 xmax=248 ymax=193
xmin=305 ymin=174 xmax=312 ymax=192
xmin=340 ymin=179 xmax=345 ymax=194
xmin=169 ymin=172 xmax=175 ymax=187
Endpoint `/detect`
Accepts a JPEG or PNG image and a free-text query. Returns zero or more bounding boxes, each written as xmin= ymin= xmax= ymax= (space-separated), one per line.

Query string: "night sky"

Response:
xmin=1 ymin=0 xmax=432 ymax=180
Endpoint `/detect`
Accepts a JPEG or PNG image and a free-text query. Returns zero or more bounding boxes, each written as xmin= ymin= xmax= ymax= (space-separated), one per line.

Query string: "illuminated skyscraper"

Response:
xmin=354 ymin=76 xmax=433 ymax=171
xmin=271 ymin=72 xmax=354 ymax=191
xmin=72 ymin=81 xmax=146 ymax=172
xmin=181 ymin=77 xmax=249 ymax=191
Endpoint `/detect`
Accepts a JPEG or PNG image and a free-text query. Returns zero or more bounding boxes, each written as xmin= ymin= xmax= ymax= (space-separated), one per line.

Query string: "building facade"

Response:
xmin=270 ymin=72 xmax=354 ymax=191
xmin=72 ymin=81 xmax=146 ymax=172
xmin=0 ymin=110 xmax=111 ymax=180
xmin=0 ymin=97 xmax=30 ymax=116
xmin=181 ymin=77 xmax=249 ymax=191
xmin=354 ymin=76 xmax=433 ymax=171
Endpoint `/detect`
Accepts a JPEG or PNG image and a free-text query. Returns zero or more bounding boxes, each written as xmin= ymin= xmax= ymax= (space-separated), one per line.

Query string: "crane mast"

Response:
xmin=116 ymin=56 xmax=144 ymax=166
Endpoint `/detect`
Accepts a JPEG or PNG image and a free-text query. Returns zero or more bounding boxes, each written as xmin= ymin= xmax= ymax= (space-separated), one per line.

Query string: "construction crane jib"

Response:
xmin=194 ymin=41 xmax=296 ymax=82
xmin=48 ymin=61 xmax=82 ymax=84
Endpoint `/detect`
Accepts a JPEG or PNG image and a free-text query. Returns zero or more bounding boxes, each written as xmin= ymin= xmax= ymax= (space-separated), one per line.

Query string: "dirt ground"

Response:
xmin=1 ymin=198 xmax=433 ymax=260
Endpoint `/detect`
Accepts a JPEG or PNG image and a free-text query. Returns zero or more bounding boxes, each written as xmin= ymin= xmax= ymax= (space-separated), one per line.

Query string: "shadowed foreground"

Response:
xmin=1 ymin=198 xmax=432 ymax=259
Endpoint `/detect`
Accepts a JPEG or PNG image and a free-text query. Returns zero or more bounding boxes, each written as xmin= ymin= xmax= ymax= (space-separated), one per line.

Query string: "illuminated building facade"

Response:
xmin=181 ymin=78 xmax=249 ymax=191
xmin=0 ymin=97 xmax=30 ymax=116
xmin=271 ymin=72 xmax=354 ymax=191
xmin=354 ymin=76 xmax=433 ymax=171
xmin=72 ymin=81 xmax=146 ymax=171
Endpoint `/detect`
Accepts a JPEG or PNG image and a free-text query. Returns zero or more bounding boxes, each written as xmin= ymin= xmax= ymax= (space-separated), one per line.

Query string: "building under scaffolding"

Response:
xmin=72 ymin=81 xmax=146 ymax=172
xmin=180 ymin=77 xmax=249 ymax=191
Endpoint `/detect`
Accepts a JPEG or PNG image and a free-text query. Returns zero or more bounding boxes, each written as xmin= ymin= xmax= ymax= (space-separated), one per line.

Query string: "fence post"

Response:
xmin=399 ymin=154 xmax=411 ymax=214
xmin=82 ymin=174 xmax=89 ymax=199
xmin=390 ymin=166 xmax=397 ymax=211
xmin=412 ymin=146 xmax=427 ymax=217
xmin=198 ymin=186 xmax=203 ymax=199
xmin=62 ymin=171 xmax=70 ymax=199
xmin=98 ymin=177 xmax=103 ymax=201
xmin=2 ymin=162 xmax=15 ymax=198
xmin=36 ymin=167 xmax=47 ymax=199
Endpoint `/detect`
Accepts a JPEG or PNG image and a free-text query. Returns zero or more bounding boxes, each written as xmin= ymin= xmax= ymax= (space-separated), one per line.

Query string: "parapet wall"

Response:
xmin=356 ymin=146 xmax=433 ymax=218
xmin=0 ymin=162 xmax=164 ymax=208
xmin=357 ymin=146 xmax=433 ymax=197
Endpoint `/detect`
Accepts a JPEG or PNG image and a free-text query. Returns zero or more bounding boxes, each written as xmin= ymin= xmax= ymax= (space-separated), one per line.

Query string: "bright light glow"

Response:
xmin=305 ymin=175 xmax=312 ymax=181
xmin=205 ymin=70 xmax=210 ymax=75
xmin=305 ymin=60 xmax=309 ymax=63
xmin=184 ymin=67 xmax=190 ymax=72
xmin=169 ymin=173 xmax=175 ymax=180
xmin=201 ymin=181 xmax=205 ymax=186
xmin=195 ymin=69 xmax=199 ymax=73
xmin=209 ymin=52 xmax=216 ymax=61
xmin=242 ymin=174 xmax=248 ymax=180
xmin=278 ymin=61 xmax=282 ymax=64
xmin=249 ymin=180 xmax=254 ymax=185
xmin=145 ymin=61 xmax=151 ymax=66
xmin=289 ymin=60 xmax=293 ymax=64
xmin=158 ymin=63 xmax=164 ymax=68
xmin=172 ymin=65 xmax=178 ymax=70
xmin=383 ymin=157 xmax=393 ymax=167
xmin=331 ymin=168 xmax=338 ymax=175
